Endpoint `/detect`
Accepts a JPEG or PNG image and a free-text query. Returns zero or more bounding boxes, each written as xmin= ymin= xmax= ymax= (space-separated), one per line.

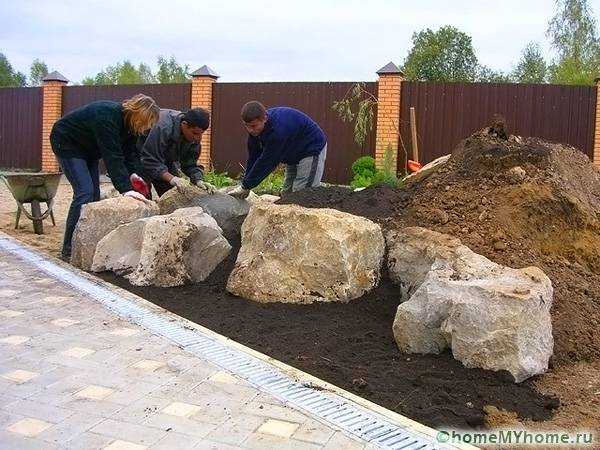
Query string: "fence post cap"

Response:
xmin=42 ymin=71 xmax=68 ymax=83
xmin=191 ymin=65 xmax=219 ymax=79
xmin=376 ymin=62 xmax=404 ymax=76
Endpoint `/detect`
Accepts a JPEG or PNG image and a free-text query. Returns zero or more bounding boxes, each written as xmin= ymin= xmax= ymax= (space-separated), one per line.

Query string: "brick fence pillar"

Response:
xmin=191 ymin=66 xmax=219 ymax=170
xmin=594 ymin=77 xmax=600 ymax=167
xmin=41 ymin=71 xmax=68 ymax=172
xmin=374 ymin=62 xmax=404 ymax=170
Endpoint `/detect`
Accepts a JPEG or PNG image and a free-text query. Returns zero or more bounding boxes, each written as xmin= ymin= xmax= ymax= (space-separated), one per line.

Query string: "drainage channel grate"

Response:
xmin=0 ymin=236 xmax=450 ymax=450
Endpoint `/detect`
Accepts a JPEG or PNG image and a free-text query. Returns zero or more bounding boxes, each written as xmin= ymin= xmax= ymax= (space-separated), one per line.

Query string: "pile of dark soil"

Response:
xmin=280 ymin=126 xmax=600 ymax=367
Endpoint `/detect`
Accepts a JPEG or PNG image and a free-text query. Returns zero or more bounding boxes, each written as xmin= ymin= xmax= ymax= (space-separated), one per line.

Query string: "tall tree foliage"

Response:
xmin=402 ymin=26 xmax=479 ymax=82
xmin=546 ymin=0 xmax=599 ymax=84
xmin=29 ymin=58 xmax=48 ymax=86
xmin=80 ymin=56 xmax=189 ymax=85
xmin=156 ymin=56 xmax=190 ymax=83
xmin=82 ymin=60 xmax=155 ymax=85
xmin=0 ymin=53 xmax=26 ymax=87
xmin=512 ymin=42 xmax=548 ymax=83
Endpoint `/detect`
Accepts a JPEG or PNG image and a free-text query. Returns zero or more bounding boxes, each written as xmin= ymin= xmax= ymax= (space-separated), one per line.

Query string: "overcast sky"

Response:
xmin=1 ymin=0 xmax=599 ymax=83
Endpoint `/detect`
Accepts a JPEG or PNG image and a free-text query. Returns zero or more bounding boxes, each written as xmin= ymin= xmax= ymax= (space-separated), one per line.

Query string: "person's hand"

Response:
xmin=195 ymin=180 xmax=216 ymax=194
xmin=124 ymin=190 xmax=152 ymax=204
xmin=129 ymin=173 xmax=150 ymax=197
xmin=169 ymin=176 xmax=191 ymax=192
xmin=130 ymin=173 xmax=144 ymax=183
xmin=228 ymin=185 xmax=250 ymax=199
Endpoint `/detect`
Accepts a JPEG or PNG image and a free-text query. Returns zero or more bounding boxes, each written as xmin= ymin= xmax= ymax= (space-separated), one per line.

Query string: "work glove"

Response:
xmin=228 ymin=185 xmax=250 ymax=199
xmin=124 ymin=190 xmax=152 ymax=204
xmin=169 ymin=176 xmax=191 ymax=192
xmin=129 ymin=173 xmax=150 ymax=198
xmin=194 ymin=179 xmax=216 ymax=194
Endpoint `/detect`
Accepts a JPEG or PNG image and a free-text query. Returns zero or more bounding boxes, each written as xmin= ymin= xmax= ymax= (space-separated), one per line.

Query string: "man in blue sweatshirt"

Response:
xmin=229 ymin=101 xmax=327 ymax=198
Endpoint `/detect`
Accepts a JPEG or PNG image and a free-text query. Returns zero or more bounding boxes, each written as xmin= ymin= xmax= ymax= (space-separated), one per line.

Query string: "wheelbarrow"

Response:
xmin=1 ymin=172 xmax=62 ymax=235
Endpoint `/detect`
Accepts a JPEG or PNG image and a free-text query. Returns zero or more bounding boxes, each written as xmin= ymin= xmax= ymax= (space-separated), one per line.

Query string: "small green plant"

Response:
xmin=350 ymin=156 xmax=377 ymax=188
xmin=374 ymin=144 xmax=401 ymax=187
xmin=203 ymin=170 xmax=236 ymax=188
xmin=349 ymin=145 xmax=401 ymax=189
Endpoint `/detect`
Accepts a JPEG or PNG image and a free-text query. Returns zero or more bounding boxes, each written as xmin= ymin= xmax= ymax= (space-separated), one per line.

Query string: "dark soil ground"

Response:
xmin=101 ymin=123 xmax=600 ymax=431
xmin=101 ymin=240 xmax=558 ymax=430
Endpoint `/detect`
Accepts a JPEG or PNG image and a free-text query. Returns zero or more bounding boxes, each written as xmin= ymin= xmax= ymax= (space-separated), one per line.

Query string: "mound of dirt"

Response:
xmin=280 ymin=125 xmax=600 ymax=367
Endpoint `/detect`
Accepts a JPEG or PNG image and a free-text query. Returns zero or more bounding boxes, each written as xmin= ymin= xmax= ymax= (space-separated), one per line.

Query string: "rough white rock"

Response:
xmin=159 ymin=186 xmax=251 ymax=234
xmin=71 ymin=197 xmax=159 ymax=270
xmin=91 ymin=219 xmax=146 ymax=274
xmin=227 ymin=203 xmax=385 ymax=304
xmin=388 ymin=227 xmax=553 ymax=382
xmin=125 ymin=207 xmax=231 ymax=287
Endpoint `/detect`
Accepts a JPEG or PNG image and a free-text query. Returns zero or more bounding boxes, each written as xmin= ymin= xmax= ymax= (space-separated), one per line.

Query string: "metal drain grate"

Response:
xmin=0 ymin=236 xmax=454 ymax=450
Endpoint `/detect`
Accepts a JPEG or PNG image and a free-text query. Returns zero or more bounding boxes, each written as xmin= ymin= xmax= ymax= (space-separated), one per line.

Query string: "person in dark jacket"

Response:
xmin=228 ymin=101 xmax=327 ymax=198
xmin=140 ymin=107 xmax=216 ymax=196
xmin=50 ymin=94 xmax=159 ymax=260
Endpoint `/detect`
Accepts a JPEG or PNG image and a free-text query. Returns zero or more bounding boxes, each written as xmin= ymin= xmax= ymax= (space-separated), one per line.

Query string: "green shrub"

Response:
xmin=350 ymin=156 xmax=377 ymax=188
xmin=203 ymin=170 xmax=236 ymax=188
xmin=349 ymin=146 xmax=401 ymax=189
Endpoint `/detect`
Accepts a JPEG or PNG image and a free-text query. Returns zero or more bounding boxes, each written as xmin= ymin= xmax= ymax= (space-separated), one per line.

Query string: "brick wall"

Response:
xmin=41 ymin=81 xmax=65 ymax=172
xmin=191 ymin=74 xmax=217 ymax=170
xmin=594 ymin=78 xmax=600 ymax=166
xmin=374 ymin=64 xmax=403 ymax=169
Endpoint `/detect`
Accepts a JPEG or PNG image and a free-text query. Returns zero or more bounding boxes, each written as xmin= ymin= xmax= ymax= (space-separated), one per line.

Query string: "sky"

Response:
xmin=1 ymin=0 xmax=600 ymax=84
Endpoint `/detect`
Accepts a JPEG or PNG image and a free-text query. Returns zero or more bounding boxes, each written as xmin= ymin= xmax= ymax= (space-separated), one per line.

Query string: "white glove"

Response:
xmin=195 ymin=180 xmax=216 ymax=194
xmin=169 ymin=176 xmax=190 ymax=192
xmin=229 ymin=185 xmax=250 ymax=199
xmin=124 ymin=190 xmax=150 ymax=203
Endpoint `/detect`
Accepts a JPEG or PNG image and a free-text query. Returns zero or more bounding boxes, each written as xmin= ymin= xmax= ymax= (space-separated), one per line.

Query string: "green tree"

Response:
xmin=29 ymin=58 xmax=48 ymax=86
xmin=82 ymin=60 xmax=155 ymax=85
xmin=402 ymin=26 xmax=479 ymax=82
xmin=156 ymin=55 xmax=190 ymax=83
xmin=546 ymin=0 xmax=599 ymax=84
xmin=477 ymin=66 xmax=513 ymax=83
xmin=512 ymin=42 xmax=548 ymax=83
xmin=0 ymin=53 xmax=26 ymax=87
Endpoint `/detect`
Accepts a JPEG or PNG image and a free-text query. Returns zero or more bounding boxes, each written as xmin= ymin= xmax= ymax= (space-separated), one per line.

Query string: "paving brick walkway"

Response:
xmin=0 ymin=246 xmax=371 ymax=450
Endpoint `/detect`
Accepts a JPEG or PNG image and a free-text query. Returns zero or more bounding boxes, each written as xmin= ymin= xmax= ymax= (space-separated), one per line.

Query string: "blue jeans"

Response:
xmin=58 ymin=157 xmax=100 ymax=258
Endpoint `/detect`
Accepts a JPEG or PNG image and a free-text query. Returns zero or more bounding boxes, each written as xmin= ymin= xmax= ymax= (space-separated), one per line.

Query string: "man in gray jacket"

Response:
xmin=140 ymin=108 xmax=215 ymax=196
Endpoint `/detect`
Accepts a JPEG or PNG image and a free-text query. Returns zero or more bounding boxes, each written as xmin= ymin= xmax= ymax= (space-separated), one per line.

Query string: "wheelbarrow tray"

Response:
xmin=1 ymin=172 xmax=62 ymax=202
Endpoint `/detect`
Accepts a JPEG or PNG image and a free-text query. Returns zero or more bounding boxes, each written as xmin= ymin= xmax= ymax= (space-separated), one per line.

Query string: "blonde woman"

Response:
xmin=50 ymin=94 xmax=159 ymax=260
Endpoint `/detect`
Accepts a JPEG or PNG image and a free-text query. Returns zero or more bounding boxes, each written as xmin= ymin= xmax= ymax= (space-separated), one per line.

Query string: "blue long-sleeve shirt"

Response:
xmin=242 ymin=107 xmax=326 ymax=189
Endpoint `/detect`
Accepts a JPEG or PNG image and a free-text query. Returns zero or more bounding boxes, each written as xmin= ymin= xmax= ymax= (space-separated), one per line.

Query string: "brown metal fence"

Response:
xmin=400 ymin=82 xmax=597 ymax=166
xmin=211 ymin=82 xmax=377 ymax=184
xmin=62 ymin=83 xmax=191 ymax=114
xmin=0 ymin=87 xmax=43 ymax=170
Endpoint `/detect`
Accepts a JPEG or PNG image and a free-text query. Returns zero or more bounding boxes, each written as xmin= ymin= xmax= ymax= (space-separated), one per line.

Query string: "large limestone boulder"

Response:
xmin=91 ymin=219 xmax=146 ymax=274
xmin=71 ymin=197 xmax=159 ymax=270
xmin=159 ymin=186 xmax=251 ymax=234
xmin=128 ymin=207 xmax=231 ymax=287
xmin=227 ymin=203 xmax=385 ymax=304
xmin=387 ymin=227 xmax=554 ymax=382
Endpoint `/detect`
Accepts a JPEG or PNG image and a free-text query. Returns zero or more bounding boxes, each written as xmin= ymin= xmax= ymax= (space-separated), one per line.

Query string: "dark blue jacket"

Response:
xmin=242 ymin=107 xmax=326 ymax=189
